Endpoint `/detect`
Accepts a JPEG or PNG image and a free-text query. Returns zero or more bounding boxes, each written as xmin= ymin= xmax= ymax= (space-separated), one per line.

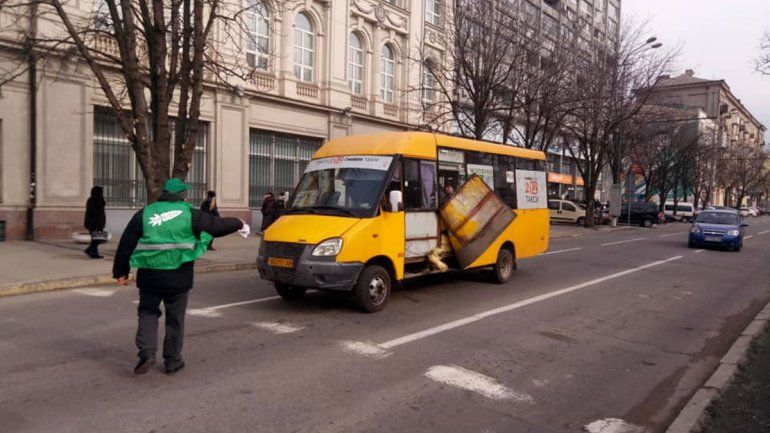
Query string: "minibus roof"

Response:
xmin=313 ymin=132 xmax=546 ymax=161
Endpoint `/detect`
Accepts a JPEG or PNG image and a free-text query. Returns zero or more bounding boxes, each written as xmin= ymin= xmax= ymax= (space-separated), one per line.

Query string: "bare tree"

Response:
xmin=2 ymin=0 xmax=278 ymax=201
xmin=755 ymin=30 xmax=770 ymax=76
xmin=562 ymin=20 xmax=677 ymax=226
xmin=718 ymin=145 xmax=770 ymax=208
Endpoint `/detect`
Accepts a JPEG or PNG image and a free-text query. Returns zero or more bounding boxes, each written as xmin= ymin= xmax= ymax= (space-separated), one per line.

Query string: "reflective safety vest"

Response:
xmin=130 ymin=201 xmax=213 ymax=270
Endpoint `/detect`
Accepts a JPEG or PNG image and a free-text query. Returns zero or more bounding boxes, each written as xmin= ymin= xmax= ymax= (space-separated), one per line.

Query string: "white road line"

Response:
xmin=425 ymin=365 xmax=533 ymax=402
xmin=584 ymin=418 xmax=641 ymax=433
xmin=694 ymin=249 xmax=705 ymax=254
xmin=188 ymin=296 xmax=281 ymax=317
xmin=72 ymin=288 xmax=115 ymax=297
xmin=541 ymin=247 xmax=583 ymax=256
xmin=759 ymin=230 xmax=770 ymax=235
xmin=252 ymin=321 xmax=304 ymax=334
xmin=659 ymin=232 xmax=687 ymax=238
xmin=344 ymin=255 xmax=682 ymax=357
xmin=601 ymin=238 xmax=646 ymax=247
xmin=744 ymin=235 xmax=754 ymax=239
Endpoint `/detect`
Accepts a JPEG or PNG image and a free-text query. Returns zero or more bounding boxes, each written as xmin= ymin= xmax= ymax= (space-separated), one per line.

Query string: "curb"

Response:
xmin=0 ymin=261 xmax=257 ymax=298
xmin=665 ymin=302 xmax=770 ymax=433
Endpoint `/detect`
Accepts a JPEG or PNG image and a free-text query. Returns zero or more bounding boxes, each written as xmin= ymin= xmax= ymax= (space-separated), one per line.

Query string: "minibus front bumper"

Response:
xmin=257 ymin=241 xmax=363 ymax=291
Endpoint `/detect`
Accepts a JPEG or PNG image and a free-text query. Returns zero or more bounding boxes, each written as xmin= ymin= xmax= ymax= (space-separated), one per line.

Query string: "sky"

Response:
xmin=623 ymin=0 xmax=770 ymax=135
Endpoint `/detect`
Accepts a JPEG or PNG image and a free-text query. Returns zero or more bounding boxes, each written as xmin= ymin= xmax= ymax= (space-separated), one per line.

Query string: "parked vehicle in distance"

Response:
xmin=549 ymin=199 xmax=587 ymax=225
xmin=749 ymin=208 xmax=759 ymax=217
xmin=738 ymin=207 xmax=752 ymax=218
xmin=619 ymin=202 xmax=662 ymax=228
xmin=688 ymin=210 xmax=747 ymax=251
xmin=664 ymin=201 xmax=695 ymax=222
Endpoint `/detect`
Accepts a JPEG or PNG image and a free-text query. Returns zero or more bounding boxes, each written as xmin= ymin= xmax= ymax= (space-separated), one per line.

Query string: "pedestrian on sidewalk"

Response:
xmin=113 ymin=178 xmax=247 ymax=375
xmin=199 ymin=191 xmax=219 ymax=250
xmin=260 ymin=192 xmax=279 ymax=235
xmin=84 ymin=185 xmax=106 ymax=259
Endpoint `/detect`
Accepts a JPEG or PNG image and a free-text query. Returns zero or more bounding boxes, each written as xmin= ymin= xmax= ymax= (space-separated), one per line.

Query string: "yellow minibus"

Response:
xmin=257 ymin=132 xmax=549 ymax=312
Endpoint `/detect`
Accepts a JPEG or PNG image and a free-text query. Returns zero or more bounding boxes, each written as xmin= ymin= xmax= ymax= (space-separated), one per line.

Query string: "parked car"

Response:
xmin=688 ymin=210 xmax=748 ymax=251
xmin=738 ymin=207 xmax=752 ymax=218
xmin=749 ymin=207 xmax=759 ymax=217
xmin=548 ymin=199 xmax=587 ymax=225
xmin=664 ymin=201 xmax=696 ymax=222
xmin=618 ymin=202 xmax=662 ymax=228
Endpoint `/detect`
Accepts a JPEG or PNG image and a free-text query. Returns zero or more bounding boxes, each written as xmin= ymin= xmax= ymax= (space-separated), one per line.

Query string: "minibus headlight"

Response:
xmin=312 ymin=238 xmax=343 ymax=256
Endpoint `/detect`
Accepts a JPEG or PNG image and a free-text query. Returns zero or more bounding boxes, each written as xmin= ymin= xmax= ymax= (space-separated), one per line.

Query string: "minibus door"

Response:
xmin=403 ymin=159 xmax=440 ymax=261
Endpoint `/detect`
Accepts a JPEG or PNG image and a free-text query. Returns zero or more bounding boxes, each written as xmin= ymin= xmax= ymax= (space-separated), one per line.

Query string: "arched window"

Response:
xmin=422 ymin=58 xmax=436 ymax=108
xmin=380 ymin=44 xmax=396 ymax=103
xmin=246 ymin=0 xmax=270 ymax=70
xmin=348 ymin=33 xmax=364 ymax=94
xmin=293 ymin=13 xmax=315 ymax=82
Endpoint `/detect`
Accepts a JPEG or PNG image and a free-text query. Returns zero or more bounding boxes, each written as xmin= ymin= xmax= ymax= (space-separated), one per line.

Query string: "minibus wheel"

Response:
xmin=492 ymin=248 xmax=515 ymax=284
xmin=275 ymin=284 xmax=307 ymax=300
xmin=354 ymin=265 xmax=391 ymax=313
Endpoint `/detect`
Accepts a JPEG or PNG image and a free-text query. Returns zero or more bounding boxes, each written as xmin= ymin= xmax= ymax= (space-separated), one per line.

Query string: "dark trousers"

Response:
xmin=136 ymin=289 xmax=189 ymax=366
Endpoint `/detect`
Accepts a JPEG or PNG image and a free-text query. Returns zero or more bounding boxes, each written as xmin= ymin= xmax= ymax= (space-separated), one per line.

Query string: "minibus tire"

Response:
xmin=492 ymin=248 xmax=515 ymax=284
xmin=354 ymin=265 xmax=391 ymax=313
xmin=275 ymin=284 xmax=307 ymax=300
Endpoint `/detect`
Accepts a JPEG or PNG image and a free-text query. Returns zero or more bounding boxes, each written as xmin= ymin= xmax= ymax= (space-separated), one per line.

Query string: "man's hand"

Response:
xmin=117 ymin=276 xmax=129 ymax=286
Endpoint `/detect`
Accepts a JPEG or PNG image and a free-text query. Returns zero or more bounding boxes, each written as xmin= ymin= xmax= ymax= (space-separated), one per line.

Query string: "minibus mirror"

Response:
xmin=389 ymin=190 xmax=403 ymax=212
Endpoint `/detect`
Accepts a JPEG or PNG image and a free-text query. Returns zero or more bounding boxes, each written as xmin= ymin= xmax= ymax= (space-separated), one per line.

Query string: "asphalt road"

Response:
xmin=2 ymin=218 xmax=770 ymax=433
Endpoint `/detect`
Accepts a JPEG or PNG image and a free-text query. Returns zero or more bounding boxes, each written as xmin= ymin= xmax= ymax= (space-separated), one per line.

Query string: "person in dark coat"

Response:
xmin=113 ymin=179 xmax=245 ymax=375
xmin=84 ymin=186 xmax=107 ymax=259
xmin=200 ymin=191 xmax=219 ymax=250
xmin=260 ymin=192 xmax=279 ymax=233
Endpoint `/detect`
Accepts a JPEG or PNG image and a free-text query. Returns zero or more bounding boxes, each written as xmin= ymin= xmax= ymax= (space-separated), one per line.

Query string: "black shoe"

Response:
xmin=165 ymin=361 xmax=186 ymax=375
xmin=93 ymin=254 xmax=104 ymax=259
xmin=84 ymin=249 xmax=95 ymax=258
xmin=134 ymin=357 xmax=156 ymax=375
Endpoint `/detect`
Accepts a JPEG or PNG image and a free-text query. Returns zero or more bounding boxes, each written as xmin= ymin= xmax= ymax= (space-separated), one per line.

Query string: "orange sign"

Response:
xmin=547 ymin=172 xmax=585 ymax=186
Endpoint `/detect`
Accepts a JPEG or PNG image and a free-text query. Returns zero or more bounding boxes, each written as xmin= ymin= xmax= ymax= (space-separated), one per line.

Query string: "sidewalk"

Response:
xmin=0 ymin=234 xmax=260 ymax=297
xmin=0 ymin=223 xmax=640 ymax=298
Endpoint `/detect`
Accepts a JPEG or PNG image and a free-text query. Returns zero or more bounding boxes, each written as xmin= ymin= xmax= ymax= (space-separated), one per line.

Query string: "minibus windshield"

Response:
xmin=287 ymin=156 xmax=393 ymax=217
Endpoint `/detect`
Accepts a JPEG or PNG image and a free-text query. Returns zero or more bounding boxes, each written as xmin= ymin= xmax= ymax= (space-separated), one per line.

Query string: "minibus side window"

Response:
xmin=493 ymin=155 xmax=517 ymax=208
xmin=403 ymin=159 xmax=437 ymax=210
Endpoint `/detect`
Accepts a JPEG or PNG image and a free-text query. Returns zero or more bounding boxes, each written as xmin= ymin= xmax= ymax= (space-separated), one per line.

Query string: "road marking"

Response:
xmin=72 ymin=288 xmax=115 ymax=297
xmin=188 ymin=296 xmax=281 ymax=317
xmin=659 ymin=232 xmax=687 ymax=238
xmin=759 ymin=230 xmax=770 ymax=235
xmin=744 ymin=235 xmax=754 ymax=239
xmin=601 ymin=237 xmax=646 ymax=246
xmin=584 ymin=418 xmax=641 ymax=433
xmin=252 ymin=321 xmax=304 ymax=334
xmin=694 ymin=249 xmax=705 ymax=254
xmin=425 ymin=365 xmax=533 ymax=402
xmin=341 ymin=341 xmax=391 ymax=359
xmin=344 ymin=256 xmax=682 ymax=357
xmin=541 ymin=247 xmax=582 ymax=256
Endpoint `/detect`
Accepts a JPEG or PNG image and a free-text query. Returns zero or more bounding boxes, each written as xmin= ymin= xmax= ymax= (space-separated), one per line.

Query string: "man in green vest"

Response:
xmin=113 ymin=178 xmax=247 ymax=375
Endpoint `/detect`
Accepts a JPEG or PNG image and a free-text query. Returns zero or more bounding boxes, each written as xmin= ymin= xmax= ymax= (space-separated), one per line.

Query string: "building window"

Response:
xmin=422 ymin=60 xmax=436 ymax=109
xmin=93 ymin=108 xmax=208 ymax=208
xmin=248 ymin=129 xmax=323 ymax=207
xmin=608 ymin=2 xmax=618 ymax=21
xmin=380 ymin=44 xmax=396 ymax=102
xmin=425 ymin=0 xmax=440 ymax=25
xmin=246 ymin=0 xmax=270 ymax=70
xmin=348 ymin=32 xmax=364 ymax=95
xmin=293 ymin=13 xmax=315 ymax=82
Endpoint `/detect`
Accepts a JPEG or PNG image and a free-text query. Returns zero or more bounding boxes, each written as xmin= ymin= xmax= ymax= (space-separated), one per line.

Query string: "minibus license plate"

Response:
xmin=268 ymin=257 xmax=294 ymax=268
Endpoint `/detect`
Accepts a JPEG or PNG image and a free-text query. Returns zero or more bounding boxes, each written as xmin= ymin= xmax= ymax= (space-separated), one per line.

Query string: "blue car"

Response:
xmin=688 ymin=210 xmax=748 ymax=251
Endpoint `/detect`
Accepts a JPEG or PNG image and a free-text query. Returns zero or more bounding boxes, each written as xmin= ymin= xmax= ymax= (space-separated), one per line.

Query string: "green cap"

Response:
xmin=163 ymin=178 xmax=189 ymax=193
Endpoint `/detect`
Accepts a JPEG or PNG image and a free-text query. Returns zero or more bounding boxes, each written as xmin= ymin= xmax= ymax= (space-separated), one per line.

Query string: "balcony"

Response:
xmin=383 ymin=103 xmax=398 ymax=117
xmin=351 ymin=95 xmax=369 ymax=111
xmin=251 ymin=72 xmax=276 ymax=91
xmin=296 ymin=82 xmax=319 ymax=100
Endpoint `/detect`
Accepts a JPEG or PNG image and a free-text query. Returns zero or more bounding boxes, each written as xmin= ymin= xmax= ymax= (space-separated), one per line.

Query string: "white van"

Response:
xmin=664 ymin=201 xmax=695 ymax=222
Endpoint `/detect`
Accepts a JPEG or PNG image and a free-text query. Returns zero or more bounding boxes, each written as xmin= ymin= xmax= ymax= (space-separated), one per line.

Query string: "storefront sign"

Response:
xmin=516 ymin=170 xmax=547 ymax=209
xmin=467 ymin=164 xmax=494 ymax=189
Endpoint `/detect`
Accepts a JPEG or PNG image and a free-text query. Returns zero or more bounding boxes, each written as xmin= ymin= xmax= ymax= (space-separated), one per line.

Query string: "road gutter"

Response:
xmin=665 ymin=301 xmax=770 ymax=433
xmin=0 ymin=261 xmax=257 ymax=298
